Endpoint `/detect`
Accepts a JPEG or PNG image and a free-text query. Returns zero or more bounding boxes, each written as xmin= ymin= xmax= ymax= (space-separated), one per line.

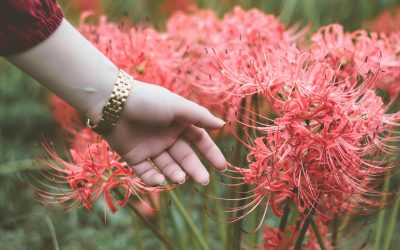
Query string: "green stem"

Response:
xmin=168 ymin=190 xmax=210 ymax=250
xmin=294 ymin=217 xmax=311 ymax=250
xmin=228 ymin=99 xmax=248 ymax=250
xmin=159 ymin=195 xmax=167 ymax=250
xmin=280 ymin=0 xmax=298 ymax=25
xmin=331 ymin=214 xmax=338 ymax=248
xmin=383 ymin=192 xmax=400 ymax=250
xmin=131 ymin=212 xmax=145 ymax=250
xmin=166 ymin=200 xmax=185 ymax=250
xmin=44 ymin=215 xmax=60 ymax=250
xmin=230 ymin=184 xmax=248 ymax=250
xmin=336 ymin=212 xmax=351 ymax=243
xmin=202 ymin=182 xmax=210 ymax=244
xmin=374 ymin=171 xmax=391 ymax=250
xmin=310 ymin=217 xmax=326 ymax=250
xmin=0 ymin=159 xmax=38 ymax=175
xmin=279 ymin=203 xmax=291 ymax=232
xmin=126 ymin=200 xmax=174 ymax=250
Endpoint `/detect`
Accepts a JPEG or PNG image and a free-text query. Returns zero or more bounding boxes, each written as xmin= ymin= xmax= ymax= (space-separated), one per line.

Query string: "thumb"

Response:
xmin=172 ymin=94 xmax=225 ymax=129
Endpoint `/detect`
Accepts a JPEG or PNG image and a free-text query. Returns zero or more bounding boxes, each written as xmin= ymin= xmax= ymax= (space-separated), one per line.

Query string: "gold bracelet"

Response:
xmin=86 ymin=69 xmax=133 ymax=135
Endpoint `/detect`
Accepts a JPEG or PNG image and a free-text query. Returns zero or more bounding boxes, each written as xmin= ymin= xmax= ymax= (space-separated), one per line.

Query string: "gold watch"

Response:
xmin=86 ymin=69 xmax=133 ymax=135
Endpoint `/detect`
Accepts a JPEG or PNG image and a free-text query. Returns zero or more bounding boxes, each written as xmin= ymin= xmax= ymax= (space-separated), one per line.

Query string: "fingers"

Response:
xmin=184 ymin=125 xmax=227 ymax=171
xmin=152 ymin=151 xmax=186 ymax=184
xmin=132 ymin=160 xmax=165 ymax=186
xmin=173 ymin=94 xmax=225 ymax=129
xmin=168 ymin=138 xmax=210 ymax=185
xmin=122 ymin=132 xmax=179 ymax=166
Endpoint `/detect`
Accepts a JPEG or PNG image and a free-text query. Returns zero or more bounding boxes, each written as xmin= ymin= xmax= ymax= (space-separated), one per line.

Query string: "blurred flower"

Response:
xmin=368 ymin=7 xmax=400 ymax=34
xmin=162 ymin=0 xmax=196 ymax=15
xmin=34 ymin=136 xmax=166 ymax=219
xmin=263 ymin=219 xmax=333 ymax=250
xmin=69 ymin=0 xmax=102 ymax=15
xmin=78 ymin=14 xmax=190 ymax=97
xmin=49 ymin=95 xmax=80 ymax=135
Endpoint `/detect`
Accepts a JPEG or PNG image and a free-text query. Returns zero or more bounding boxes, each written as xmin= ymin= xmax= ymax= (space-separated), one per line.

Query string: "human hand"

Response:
xmin=88 ymin=80 xmax=227 ymax=186
xmin=6 ymin=18 xmax=226 ymax=186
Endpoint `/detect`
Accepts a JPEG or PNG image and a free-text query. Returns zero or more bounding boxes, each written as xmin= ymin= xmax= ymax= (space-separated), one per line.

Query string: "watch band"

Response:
xmin=86 ymin=69 xmax=133 ymax=135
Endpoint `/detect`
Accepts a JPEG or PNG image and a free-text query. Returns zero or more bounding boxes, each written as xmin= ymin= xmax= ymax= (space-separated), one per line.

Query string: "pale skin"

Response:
xmin=6 ymin=19 xmax=227 ymax=186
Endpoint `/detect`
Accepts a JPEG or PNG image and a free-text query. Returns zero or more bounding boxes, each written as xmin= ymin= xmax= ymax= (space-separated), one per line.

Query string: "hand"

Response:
xmin=91 ymin=80 xmax=227 ymax=186
xmin=6 ymin=18 xmax=226 ymax=186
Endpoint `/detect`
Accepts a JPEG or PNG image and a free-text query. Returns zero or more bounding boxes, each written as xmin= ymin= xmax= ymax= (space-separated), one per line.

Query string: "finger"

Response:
xmin=173 ymin=94 xmax=225 ymax=129
xmin=152 ymin=151 xmax=186 ymax=184
xmin=184 ymin=125 xmax=227 ymax=171
xmin=122 ymin=135 xmax=179 ymax=165
xmin=168 ymin=138 xmax=210 ymax=185
xmin=132 ymin=160 xmax=165 ymax=186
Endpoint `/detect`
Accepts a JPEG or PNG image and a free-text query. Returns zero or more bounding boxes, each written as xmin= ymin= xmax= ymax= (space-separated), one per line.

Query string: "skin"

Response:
xmin=6 ymin=19 xmax=227 ymax=186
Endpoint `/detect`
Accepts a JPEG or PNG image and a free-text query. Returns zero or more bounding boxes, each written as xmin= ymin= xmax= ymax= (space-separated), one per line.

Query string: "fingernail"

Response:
xmin=201 ymin=179 xmax=210 ymax=186
xmin=177 ymin=178 xmax=186 ymax=185
xmin=216 ymin=118 xmax=225 ymax=126
xmin=161 ymin=180 xmax=168 ymax=186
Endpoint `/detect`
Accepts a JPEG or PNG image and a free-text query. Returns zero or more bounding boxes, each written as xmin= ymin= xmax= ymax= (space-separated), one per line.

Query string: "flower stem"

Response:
xmin=131 ymin=211 xmax=145 ymax=250
xmin=383 ymin=191 xmax=400 ymax=250
xmin=336 ymin=212 xmax=351 ymax=243
xmin=310 ymin=217 xmax=326 ymax=250
xmin=279 ymin=203 xmax=291 ymax=232
xmin=126 ymin=200 xmax=175 ymax=250
xmin=374 ymin=170 xmax=391 ymax=250
xmin=159 ymin=194 xmax=167 ymax=250
xmin=166 ymin=199 xmax=185 ymax=250
xmin=331 ymin=214 xmax=339 ymax=248
xmin=294 ymin=217 xmax=311 ymax=250
xmin=168 ymin=190 xmax=210 ymax=250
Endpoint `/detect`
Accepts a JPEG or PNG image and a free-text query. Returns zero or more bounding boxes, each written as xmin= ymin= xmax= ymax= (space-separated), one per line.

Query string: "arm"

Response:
xmin=5 ymin=19 xmax=227 ymax=186
xmin=6 ymin=19 xmax=117 ymax=123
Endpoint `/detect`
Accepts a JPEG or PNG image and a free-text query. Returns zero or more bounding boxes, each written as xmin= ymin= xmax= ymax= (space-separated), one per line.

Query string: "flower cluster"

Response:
xmin=222 ymin=33 xmax=400 ymax=222
xmin=38 ymin=7 xmax=400 ymax=238
xmin=37 ymin=96 xmax=167 ymax=218
xmin=263 ymin=219 xmax=333 ymax=250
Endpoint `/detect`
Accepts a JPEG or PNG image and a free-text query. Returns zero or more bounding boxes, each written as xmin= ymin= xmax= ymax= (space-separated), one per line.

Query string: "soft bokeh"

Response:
xmin=0 ymin=0 xmax=400 ymax=249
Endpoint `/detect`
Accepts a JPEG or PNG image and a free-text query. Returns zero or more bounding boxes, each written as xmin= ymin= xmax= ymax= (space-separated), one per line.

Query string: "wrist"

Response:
xmin=86 ymin=69 xmax=134 ymax=135
xmin=83 ymin=65 xmax=120 ymax=123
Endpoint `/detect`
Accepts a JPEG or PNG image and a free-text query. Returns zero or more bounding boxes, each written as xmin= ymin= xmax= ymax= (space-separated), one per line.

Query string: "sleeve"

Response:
xmin=0 ymin=0 xmax=64 ymax=56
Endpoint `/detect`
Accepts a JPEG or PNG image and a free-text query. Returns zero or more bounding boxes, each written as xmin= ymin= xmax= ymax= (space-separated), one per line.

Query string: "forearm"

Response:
xmin=6 ymin=18 xmax=117 ymax=122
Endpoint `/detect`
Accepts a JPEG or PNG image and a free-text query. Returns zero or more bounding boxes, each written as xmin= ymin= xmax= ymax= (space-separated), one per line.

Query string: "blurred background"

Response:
xmin=1 ymin=0 xmax=400 ymax=249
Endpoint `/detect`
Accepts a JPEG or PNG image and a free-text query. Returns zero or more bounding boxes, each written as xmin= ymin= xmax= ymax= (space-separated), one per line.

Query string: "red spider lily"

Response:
xmin=368 ymin=7 xmax=400 ymax=34
xmin=263 ymin=219 xmax=333 ymax=250
xmin=311 ymin=24 xmax=400 ymax=103
xmin=78 ymin=14 xmax=189 ymax=97
xmin=33 ymin=135 xmax=169 ymax=220
xmin=217 ymin=40 xmax=399 ymax=226
xmin=49 ymin=95 xmax=81 ymax=135
xmin=134 ymin=193 xmax=161 ymax=218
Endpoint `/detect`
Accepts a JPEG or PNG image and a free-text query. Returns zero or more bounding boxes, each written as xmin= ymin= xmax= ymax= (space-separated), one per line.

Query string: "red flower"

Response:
xmin=221 ymin=41 xmax=399 ymax=222
xmin=49 ymin=95 xmax=80 ymax=135
xmin=368 ymin=7 xmax=400 ymax=34
xmin=311 ymin=24 xmax=400 ymax=102
xmin=34 ymin=135 xmax=168 ymax=219
xmin=263 ymin=219 xmax=333 ymax=250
